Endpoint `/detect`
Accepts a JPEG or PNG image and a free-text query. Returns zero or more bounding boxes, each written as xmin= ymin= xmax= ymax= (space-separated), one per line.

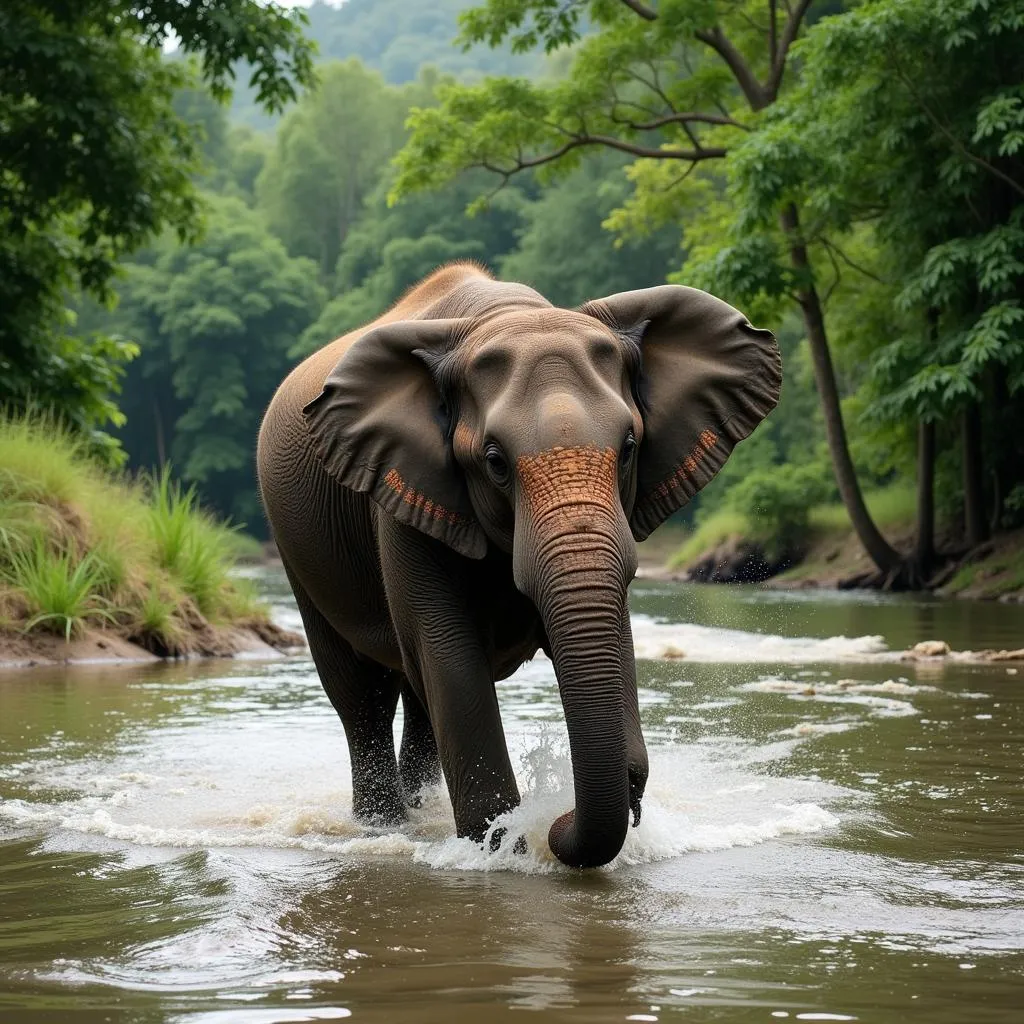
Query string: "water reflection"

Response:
xmin=633 ymin=579 xmax=1024 ymax=652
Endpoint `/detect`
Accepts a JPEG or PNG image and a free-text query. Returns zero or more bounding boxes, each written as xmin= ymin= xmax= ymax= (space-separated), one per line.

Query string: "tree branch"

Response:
xmin=889 ymin=50 xmax=1024 ymax=201
xmin=768 ymin=0 xmax=813 ymax=98
xmin=627 ymin=63 xmax=674 ymax=112
xmin=680 ymin=120 xmax=701 ymax=150
xmin=695 ymin=26 xmax=768 ymax=110
xmin=565 ymin=134 xmax=727 ymax=161
xmin=608 ymin=110 xmax=749 ymax=131
xmin=480 ymin=134 xmax=726 ymax=180
xmin=608 ymin=84 xmax=663 ymax=121
xmin=661 ymin=161 xmax=700 ymax=192
xmin=769 ymin=0 xmax=778 ymax=67
xmin=822 ymin=240 xmax=842 ymax=307
xmin=618 ymin=0 xmax=658 ymax=20
xmin=819 ymin=236 xmax=888 ymax=285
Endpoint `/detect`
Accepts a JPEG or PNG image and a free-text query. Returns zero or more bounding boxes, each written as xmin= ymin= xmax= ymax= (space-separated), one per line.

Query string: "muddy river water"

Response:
xmin=1 ymin=569 xmax=1021 ymax=1023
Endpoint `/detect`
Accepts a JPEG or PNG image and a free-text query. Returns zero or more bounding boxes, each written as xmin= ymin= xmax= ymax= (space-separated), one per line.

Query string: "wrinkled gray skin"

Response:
xmin=257 ymin=263 xmax=780 ymax=869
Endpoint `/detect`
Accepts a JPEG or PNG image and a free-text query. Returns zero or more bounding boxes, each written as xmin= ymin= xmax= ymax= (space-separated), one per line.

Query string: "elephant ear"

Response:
xmin=579 ymin=285 xmax=781 ymax=541
xmin=302 ymin=318 xmax=487 ymax=559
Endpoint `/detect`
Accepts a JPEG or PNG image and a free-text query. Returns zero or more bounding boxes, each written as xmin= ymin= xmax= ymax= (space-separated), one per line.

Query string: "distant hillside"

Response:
xmin=230 ymin=0 xmax=543 ymax=128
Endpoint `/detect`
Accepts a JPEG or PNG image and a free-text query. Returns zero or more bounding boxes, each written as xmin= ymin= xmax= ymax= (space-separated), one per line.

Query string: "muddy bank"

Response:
xmin=647 ymin=525 xmax=1024 ymax=602
xmin=0 ymin=619 xmax=304 ymax=670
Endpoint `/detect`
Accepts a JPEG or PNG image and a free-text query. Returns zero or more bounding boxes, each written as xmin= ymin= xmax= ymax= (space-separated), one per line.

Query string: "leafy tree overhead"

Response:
xmin=0 ymin=0 xmax=314 ymax=452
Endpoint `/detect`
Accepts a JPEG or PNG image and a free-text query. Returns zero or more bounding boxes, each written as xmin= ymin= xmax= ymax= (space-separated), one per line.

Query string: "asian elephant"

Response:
xmin=257 ymin=262 xmax=780 ymax=869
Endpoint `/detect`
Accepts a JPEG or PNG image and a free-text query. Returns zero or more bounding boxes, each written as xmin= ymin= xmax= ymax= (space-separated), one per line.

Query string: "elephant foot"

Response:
xmin=399 ymin=757 xmax=441 ymax=805
xmin=628 ymin=762 xmax=646 ymax=828
xmin=488 ymin=826 xmax=528 ymax=856
xmin=352 ymin=784 xmax=408 ymax=829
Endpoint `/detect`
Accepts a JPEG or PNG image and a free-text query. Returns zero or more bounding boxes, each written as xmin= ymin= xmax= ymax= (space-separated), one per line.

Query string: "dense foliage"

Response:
xmin=0 ymin=0 xmax=314 ymax=458
xmin=6 ymin=0 xmax=1023 ymax=584
xmin=91 ymin=196 xmax=325 ymax=525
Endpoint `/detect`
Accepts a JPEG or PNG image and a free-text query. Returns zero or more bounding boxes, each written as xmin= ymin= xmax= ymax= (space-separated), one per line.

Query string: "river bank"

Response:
xmin=0 ymin=616 xmax=302 ymax=669
xmin=637 ymin=519 xmax=1024 ymax=603
xmin=0 ymin=414 xmax=303 ymax=670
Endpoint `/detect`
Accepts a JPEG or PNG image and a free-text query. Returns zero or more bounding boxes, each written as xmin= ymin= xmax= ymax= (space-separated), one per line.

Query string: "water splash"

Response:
xmin=0 ymin=731 xmax=843 ymax=875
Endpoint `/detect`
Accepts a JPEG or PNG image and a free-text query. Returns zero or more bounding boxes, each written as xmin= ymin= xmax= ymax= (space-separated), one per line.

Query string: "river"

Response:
xmin=1 ymin=568 xmax=1021 ymax=1022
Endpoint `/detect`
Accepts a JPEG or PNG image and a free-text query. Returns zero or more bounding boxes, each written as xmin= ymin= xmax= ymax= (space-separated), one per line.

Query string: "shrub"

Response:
xmin=725 ymin=463 xmax=832 ymax=559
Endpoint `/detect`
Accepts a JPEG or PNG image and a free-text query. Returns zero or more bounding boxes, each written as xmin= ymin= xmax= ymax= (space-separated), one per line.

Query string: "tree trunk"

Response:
xmin=914 ymin=419 xmax=935 ymax=575
xmin=152 ymin=392 xmax=166 ymax=468
xmin=962 ymin=401 xmax=988 ymax=547
xmin=780 ymin=204 xmax=903 ymax=577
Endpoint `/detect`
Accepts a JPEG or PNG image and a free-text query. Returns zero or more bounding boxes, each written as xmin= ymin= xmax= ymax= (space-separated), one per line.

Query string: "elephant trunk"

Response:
xmin=514 ymin=445 xmax=636 ymax=869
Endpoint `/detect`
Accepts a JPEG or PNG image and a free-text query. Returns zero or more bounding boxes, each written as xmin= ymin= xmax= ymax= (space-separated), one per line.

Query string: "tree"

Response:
xmin=391 ymin=0 xmax=910 ymax=581
xmin=256 ymin=61 xmax=424 ymax=280
xmin=110 ymin=196 xmax=325 ymax=524
xmin=732 ymin=0 xmax=1024 ymax=564
xmin=0 ymin=0 xmax=314 ymax=448
xmin=298 ymin=169 xmax=532 ymax=353
xmin=499 ymin=152 xmax=682 ymax=307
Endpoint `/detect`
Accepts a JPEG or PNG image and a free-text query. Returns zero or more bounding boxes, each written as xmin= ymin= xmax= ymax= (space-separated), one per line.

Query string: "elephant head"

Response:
xmin=303 ymin=284 xmax=781 ymax=868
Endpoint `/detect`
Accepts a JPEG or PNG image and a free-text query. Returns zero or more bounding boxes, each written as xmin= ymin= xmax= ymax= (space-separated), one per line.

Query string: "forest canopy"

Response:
xmin=4 ymin=0 xmax=1023 ymax=587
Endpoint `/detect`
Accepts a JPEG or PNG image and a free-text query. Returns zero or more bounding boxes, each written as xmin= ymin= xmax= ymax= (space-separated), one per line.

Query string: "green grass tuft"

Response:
xmin=3 ymin=541 xmax=116 ymax=640
xmin=146 ymin=468 xmax=242 ymax=620
xmin=131 ymin=582 xmax=188 ymax=654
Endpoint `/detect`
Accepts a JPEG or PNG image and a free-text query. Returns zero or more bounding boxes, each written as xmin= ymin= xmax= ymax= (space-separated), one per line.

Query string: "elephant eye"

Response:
xmin=484 ymin=442 xmax=511 ymax=487
xmin=620 ymin=430 xmax=638 ymax=468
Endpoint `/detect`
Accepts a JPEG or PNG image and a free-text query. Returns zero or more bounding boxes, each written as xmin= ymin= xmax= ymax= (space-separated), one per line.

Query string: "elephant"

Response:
xmin=257 ymin=262 xmax=780 ymax=869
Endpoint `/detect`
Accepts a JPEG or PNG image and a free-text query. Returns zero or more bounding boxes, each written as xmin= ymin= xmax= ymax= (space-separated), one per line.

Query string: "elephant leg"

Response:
xmin=286 ymin=564 xmax=406 ymax=826
xmin=378 ymin=518 xmax=520 ymax=844
xmin=621 ymin=607 xmax=649 ymax=827
xmin=419 ymin=647 xmax=520 ymax=843
xmin=398 ymin=681 xmax=441 ymax=805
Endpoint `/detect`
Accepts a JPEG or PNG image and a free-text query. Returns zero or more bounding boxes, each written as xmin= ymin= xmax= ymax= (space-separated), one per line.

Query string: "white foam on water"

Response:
xmin=778 ymin=721 xmax=857 ymax=738
xmin=629 ymin=615 xmax=892 ymax=664
xmin=0 ymin=726 xmax=843 ymax=875
xmin=743 ymin=677 xmax=937 ymax=697
xmin=740 ymin=676 xmax=940 ymax=718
